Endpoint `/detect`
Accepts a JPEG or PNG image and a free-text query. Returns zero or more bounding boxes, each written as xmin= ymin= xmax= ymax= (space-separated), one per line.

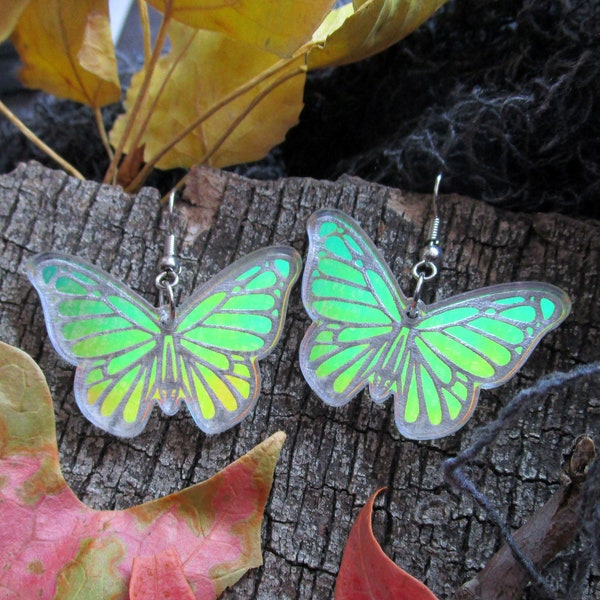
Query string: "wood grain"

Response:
xmin=0 ymin=161 xmax=598 ymax=598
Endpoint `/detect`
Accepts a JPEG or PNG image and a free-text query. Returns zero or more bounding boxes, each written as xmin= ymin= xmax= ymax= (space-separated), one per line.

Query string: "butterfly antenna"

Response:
xmin=407 ymin=174 xmax=444 ymax=318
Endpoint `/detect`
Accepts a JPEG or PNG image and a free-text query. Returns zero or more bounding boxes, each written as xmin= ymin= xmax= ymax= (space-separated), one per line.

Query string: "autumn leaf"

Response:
xmin=130 ymin=548 xmax=196 ymax=599
xmin=0 ymin=341 xmax=285 ymax=599
xmin=10 ymin=0 xmax=120 ymax=107
xmin=110 ymin=20 xmax=305 ymax=172
xmin=309 ymin=0 xmax=448 ymax=69
xmin=147 ymin=0 xmax=336 ymax=58
xmin=0 ymin=0 xmax=31 ymax=42
xmin=335 ymin=489 xmax=439 ymax=600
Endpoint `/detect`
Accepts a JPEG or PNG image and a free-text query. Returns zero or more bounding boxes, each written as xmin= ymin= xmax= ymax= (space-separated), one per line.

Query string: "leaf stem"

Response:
xmin=125 ymin=57 xmax=307 ymax=192
xmin=94 ymin=108 xmax=113 ymax=160
xmin=137 ymin=0 xmax=152 ymax=66
xmin=0 ymin=100 xmax=85 ymax=180
xmin=126 ymin=28 xmax=197 ymax=174
xmin=104 ymin=0 xmax=173 ymax=185
xmin=202 ymin=67 xmax=306 ymax=166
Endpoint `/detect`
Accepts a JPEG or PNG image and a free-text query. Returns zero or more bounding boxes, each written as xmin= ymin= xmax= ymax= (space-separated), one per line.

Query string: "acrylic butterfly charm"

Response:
xmin=28 ymin=248 xmax=301 ymax=437
xmin=300 ymin=209 xmax=571 ymax=440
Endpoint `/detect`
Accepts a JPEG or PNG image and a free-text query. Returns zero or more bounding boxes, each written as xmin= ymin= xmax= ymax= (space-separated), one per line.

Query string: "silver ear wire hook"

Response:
xmin=155 ymin=190 xmax=181 ymax=323
xmin=407 ymin=174 xmax=444 ymax=318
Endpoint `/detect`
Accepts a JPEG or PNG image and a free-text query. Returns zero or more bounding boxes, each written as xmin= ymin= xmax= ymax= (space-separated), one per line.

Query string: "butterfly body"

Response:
xmin=29 ymin=248 xmax=301 ymax=437
xmin=300 ymin=209 xmax=571 ymax=440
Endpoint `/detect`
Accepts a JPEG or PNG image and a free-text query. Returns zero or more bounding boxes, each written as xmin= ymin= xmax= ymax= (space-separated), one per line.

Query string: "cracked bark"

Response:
xmin=455 ymin=435 xmax=597 ymax=600
xmin=0 ymin=161 xmax=598 ymax=599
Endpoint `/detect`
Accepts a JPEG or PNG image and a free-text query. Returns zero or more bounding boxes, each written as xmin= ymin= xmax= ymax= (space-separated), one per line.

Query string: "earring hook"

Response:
xmin=407 ymin=174 xmax=444 ymax=318
xmin=167 ymin=189 xmax=176 ymax=235
xmin=156 ymin=189 xmax=181 ymax=323
xmin=426 ymin=173 xmax=442 ymax=247
xmin=432 ymin=173 xmax=441 ymax=214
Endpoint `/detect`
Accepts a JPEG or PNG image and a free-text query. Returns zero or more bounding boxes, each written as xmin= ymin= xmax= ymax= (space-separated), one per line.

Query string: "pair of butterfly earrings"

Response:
xmin=28 ymin=178 xmax=571 ymax=440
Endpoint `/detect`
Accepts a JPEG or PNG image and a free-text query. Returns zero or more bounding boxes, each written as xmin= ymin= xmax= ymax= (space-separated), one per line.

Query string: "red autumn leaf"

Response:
xmin=335 ymin=489 xmax=439 ymax=600
xmin=0 ymin=341 xmax=285 ymax=599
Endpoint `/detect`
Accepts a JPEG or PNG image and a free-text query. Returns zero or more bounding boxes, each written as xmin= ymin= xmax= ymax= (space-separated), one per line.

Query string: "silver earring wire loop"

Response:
xmin=155 ymin=273 xmax=178 ymax=322
xmin=407 ymin=273 xmax=426 ymax=318
xmin=156 ymin=189 xmax=181 ymax=323
xmin=407 ymin=174 xmax=444 ymax=319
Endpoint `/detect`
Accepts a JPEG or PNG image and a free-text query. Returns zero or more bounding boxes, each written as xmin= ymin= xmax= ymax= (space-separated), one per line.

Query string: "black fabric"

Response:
xmin=273 ymin=0 xmax=600 ymax=217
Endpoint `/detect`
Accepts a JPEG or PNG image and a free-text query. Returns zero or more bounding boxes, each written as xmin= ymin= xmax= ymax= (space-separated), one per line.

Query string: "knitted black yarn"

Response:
xmin=280 ymin=0 xmax=600 ymax=217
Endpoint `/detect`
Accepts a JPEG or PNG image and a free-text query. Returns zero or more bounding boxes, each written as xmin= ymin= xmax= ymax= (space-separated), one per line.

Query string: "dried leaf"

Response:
xmin=0 ymin=0 xmax=31 ymax=42
xmin=130 ymin=549 xmax=196 ymax=599
xmin=110 ymin=21 xmax=305 ymax=170
xmin=309 ymin=0 xmax=448 ymax=69
xmin=147 ymin=0 xmax=336 ymax=57
xmin=0 ymin=341 xmax=285 ymax=599
xmin=335 ymin=489 xmax=439 ymax=600
xmin=10 ymin=0 xmax=120 ymax=107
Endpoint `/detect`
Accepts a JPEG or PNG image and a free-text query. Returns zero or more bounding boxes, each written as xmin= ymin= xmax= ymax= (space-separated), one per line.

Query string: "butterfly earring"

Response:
xmin=299 ymin=176 xmax=571 ymax=440
xmin=28 ymin=192 xmax=302 ymax=438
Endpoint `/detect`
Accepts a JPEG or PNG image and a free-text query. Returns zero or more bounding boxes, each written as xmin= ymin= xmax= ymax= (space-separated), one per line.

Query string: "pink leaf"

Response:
xmin=130 ymin=548 xmax=195 ymax=599
xmin=0 ymin=341 xmax=285 ymax=599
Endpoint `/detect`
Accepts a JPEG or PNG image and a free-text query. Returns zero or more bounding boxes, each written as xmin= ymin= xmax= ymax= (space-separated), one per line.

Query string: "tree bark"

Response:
xmin=0 ymin=161 xmax=598 ymax=599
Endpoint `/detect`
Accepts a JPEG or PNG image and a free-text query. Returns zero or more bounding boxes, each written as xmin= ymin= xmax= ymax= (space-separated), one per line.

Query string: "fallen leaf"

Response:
xmin=335 ymin=489 xmax=439 ymax=600
xmin=0 ymin=341 xmax=285 ymax=599
xmin=110 ymin=20 xmax=305 ymax=170
xmin=0 ymin=0 xmax=31 ymax=42
xmin=130 ymin=548 xmax=196 ymax=600
xmin=10 ymin=0 xmax=120 ymax=107
xmin=147 ymin=0 xmax=336 ymax=57
xmin=309 ymin=0 xmax=448 ymax=69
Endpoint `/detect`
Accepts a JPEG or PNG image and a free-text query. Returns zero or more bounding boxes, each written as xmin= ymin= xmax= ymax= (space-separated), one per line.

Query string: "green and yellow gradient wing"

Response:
xmin=300 ymin=209 xmax=407 ymax=405
xmin=396 ymin=283 xmax=571 ymax=439
xmin=175 ymin=246 xmax=302 ymax=434
xmin=300 ymin=209 xmax=571 ymax=440
xmin=27 ymin=253 xmax=163 ymax=437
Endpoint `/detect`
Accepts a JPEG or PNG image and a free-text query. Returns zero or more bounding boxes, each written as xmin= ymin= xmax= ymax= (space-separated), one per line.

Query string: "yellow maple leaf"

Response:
xmin=10 ymin=0 xmax=120 ymax=108
xmin=0 ymin=0 xmax=31 ymax=42
xmin=147 ymin=0 xmax=336 ymax=57
xmin=309 ymin=0 xmax=448 ymax=69
xmin=110 ymin=20 xmax=306 ymax=171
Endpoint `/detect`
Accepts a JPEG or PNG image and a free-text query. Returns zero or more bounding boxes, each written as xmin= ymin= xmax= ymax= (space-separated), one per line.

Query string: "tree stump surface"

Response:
xmin=0 ymin=161 xmax=598 ymax=598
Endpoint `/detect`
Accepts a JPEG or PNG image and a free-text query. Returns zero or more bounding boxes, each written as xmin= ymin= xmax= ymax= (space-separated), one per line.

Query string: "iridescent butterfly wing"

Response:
xmin=28 ymin=248 xmax=301 ymax=437
xmin=173 ymin=247 xmax=301 ymax=434
xmin=300 ymin=209 xmax=571 ymax=440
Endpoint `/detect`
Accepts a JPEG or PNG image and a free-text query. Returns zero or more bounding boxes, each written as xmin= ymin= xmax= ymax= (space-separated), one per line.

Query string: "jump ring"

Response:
xmin=155 ymin=269 xmax=179 ymax=290
xmin=411 ymin=260 xmax=437 ymax=281
xmin=407 ymin=273 xmax=425 ymax=319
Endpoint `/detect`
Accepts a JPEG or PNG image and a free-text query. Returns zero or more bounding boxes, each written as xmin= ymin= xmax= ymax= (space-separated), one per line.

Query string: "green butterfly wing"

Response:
xmin=300 ymin=209 xmax=406 ymax=406
xmin=300 ymin=209 xmax=572 ymax=440
xmin=27 ymin=252 xmax=163 ymax=437
xmin=396 ymin=283 xmax=571 ymax=439
xmin=174 ymin=246 xmax=302 ymax=433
